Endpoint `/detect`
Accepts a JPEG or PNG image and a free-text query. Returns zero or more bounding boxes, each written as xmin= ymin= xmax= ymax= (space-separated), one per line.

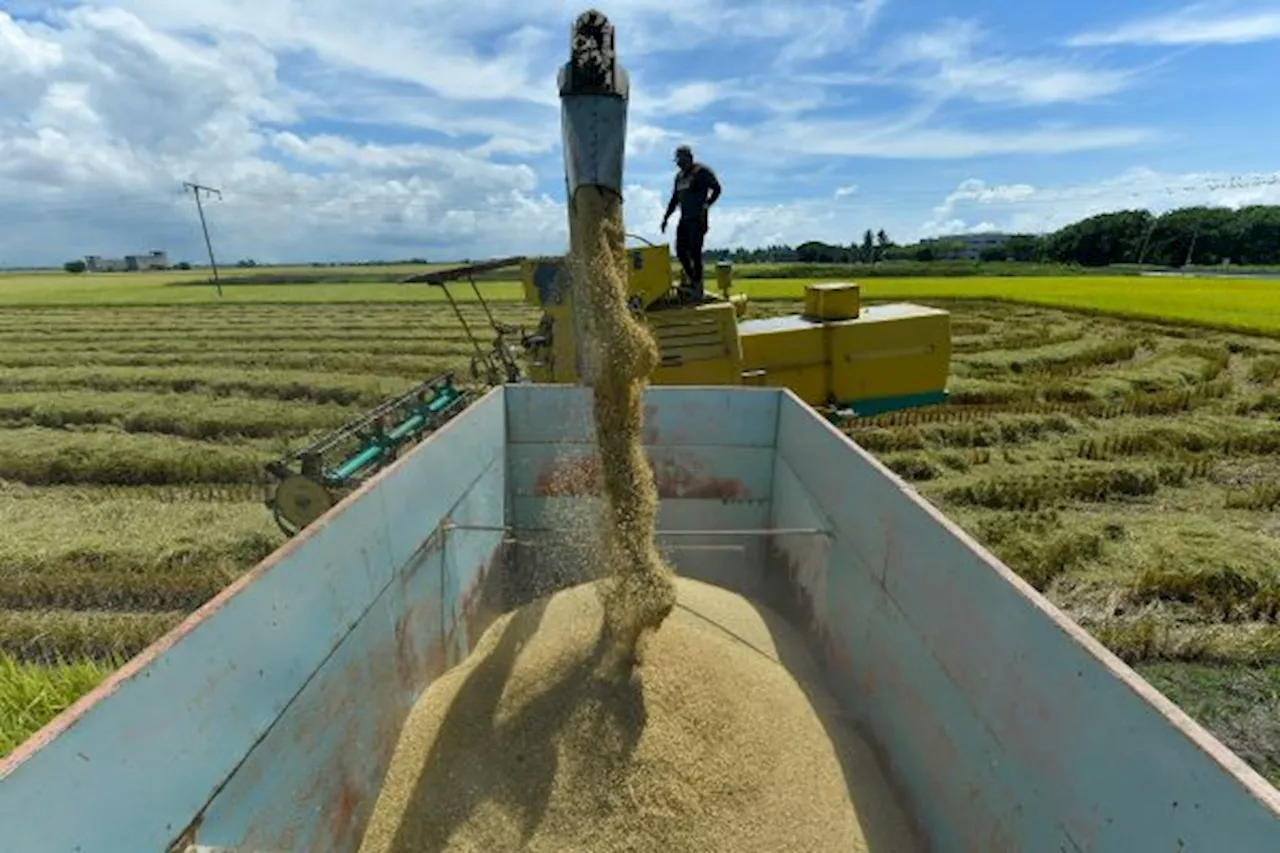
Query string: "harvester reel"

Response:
xmin=272 ymin=474 xmax=335 ymax=537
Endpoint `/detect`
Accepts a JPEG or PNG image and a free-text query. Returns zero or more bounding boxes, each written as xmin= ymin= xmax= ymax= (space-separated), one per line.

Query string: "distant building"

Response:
xmin=84 ymin=255 xmax=128 ymax=272
xmin=920 ymin=232 xmax=1011 ymax=261
xmin=126 ymin=250 xmax=169 ymax=270
xmin=84 ymin=250 xmax=169 ymax=272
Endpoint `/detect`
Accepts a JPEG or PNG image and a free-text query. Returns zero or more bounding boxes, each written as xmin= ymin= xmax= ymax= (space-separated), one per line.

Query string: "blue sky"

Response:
xmin=0 ymin=0 xmax=1278 ymax=265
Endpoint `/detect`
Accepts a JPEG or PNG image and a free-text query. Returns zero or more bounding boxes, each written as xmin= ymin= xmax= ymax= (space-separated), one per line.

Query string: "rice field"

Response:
xmin=3 ymin=296 xmax=1280 ymax=786
xmin=8 ymin=266 xmax=1280 ymax=339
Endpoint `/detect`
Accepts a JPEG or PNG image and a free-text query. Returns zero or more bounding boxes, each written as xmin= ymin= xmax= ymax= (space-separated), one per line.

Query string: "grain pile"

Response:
xmin=358 ymin=576 xmax=922 ymax=853
xmin=562 ymin=186 xmax=676 ymax=666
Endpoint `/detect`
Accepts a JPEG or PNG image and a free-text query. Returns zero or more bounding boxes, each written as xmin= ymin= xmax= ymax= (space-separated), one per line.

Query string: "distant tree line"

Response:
xmin=705 ymin=204 xmax=1280 ymax=268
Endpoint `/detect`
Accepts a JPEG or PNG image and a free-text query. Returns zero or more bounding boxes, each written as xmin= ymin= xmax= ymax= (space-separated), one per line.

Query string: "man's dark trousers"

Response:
xmin=676 ymin=216 xmax=706 ymax=299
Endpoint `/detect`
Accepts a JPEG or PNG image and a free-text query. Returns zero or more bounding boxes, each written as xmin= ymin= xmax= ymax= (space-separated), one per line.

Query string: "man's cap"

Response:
xmin=675 ymin=145 xmax=692 ymax=157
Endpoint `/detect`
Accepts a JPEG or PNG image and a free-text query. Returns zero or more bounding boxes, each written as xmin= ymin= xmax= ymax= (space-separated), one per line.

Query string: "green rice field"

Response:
xmin=6 ymin=265 xmax=1280 ymax=337
xmin=2 ymin=273 xmax=1280 ymax=789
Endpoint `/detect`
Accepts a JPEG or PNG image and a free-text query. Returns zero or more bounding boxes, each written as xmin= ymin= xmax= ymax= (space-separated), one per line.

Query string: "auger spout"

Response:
xmin=559 ymin=10 xmax=631 ymax=387
xmin=559 ymin=9 xmax=629 ymax=199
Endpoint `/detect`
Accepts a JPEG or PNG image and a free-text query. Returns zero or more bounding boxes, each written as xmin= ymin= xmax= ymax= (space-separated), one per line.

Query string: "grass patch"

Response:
xmin=961 ymin=336 xmax=1139 ymax=378
xmin=962 ymin=510 xmax=1107 ymax=590
xmin=0 ymin=428 xmax=272 ymax=486
xmin=1123 ymin=524 xmax=1280 ymax=622
xmin=5 ymin=297 xmax=1280 ymax=780
xmin=1137 ymin=662 xmax=1280 ymax=787
xmin=1249 ymin=357 xmax=1280 ymax=384
xmin=0 ymin=390 xmax=362 ymax=440
xmin=0 ymin=364 xmax=412 ymax=406
xmin=0 ymin=653 xmax=115 ymax=756
xmin=0 ymin=488 xmax=281 ymax=573
xmin=939 ymin=461 xmax=1209 ymax=511
xmin=0 ymin=571 xmax=230 ymax=612
xmin=0 ymin=610 xmax=185 ymax=664
xmin=7 ymin=270 xmax=1280 ymax=340
xmin=881 ymin=453 xmax=942 ymax=482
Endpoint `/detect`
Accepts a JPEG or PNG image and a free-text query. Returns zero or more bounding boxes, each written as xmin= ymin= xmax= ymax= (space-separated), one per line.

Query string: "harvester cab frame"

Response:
xmin=401 ymin=255 xmax=530 ymax=387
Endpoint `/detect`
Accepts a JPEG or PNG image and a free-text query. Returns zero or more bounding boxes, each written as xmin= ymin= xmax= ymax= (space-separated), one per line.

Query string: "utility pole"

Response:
xmin=183 ymin=181 xmax=223 ymax=297
xmin=1184 ymin=228 xmax=1200 ymax=269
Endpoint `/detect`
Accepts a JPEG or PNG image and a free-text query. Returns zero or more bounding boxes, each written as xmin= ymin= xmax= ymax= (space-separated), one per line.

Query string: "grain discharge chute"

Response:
xmin=264 ymin=7 xmax=952 ymax=537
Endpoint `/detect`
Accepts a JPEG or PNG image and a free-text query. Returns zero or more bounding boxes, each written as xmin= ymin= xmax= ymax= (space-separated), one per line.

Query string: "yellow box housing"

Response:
xmin=739 ymin=317 xmax=828 ymax=405
xmin=804 ymin=282 xmax=860 ymax=321
xmin=828 ymin=305 xmax=951 ymax=404
xmin=627 ymin=245 xmax=675 ymax=308
xmin=738 ymin=303 xmax=950 ymax=410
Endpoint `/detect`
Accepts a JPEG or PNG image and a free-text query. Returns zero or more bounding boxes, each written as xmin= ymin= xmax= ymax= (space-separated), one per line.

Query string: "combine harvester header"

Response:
xmin=1 ymin=9 xmax=1278 ymax=853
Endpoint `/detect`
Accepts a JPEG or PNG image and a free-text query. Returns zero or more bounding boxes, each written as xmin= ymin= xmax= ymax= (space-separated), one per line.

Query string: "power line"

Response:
xmin=183 ymin=181 xmax=223 ymax=297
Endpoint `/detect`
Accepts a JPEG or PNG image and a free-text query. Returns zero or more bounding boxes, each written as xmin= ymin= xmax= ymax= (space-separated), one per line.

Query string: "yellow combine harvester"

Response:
xmin=263 ymin=6 xmax=951 ymax=535
xmin=518 ymin=243 xmax=951 ymax=418
xmin=263 ymin=252 xmax=952 ymax=535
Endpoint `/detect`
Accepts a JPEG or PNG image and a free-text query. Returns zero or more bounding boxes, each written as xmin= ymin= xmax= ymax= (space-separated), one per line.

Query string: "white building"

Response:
xmin=126 ymin=251 xmax=169 ymax=271
xmin=84 ymin=250 xmax=169 ymax=272
xmin=920 ymin=232 xmax=1011 ymax=261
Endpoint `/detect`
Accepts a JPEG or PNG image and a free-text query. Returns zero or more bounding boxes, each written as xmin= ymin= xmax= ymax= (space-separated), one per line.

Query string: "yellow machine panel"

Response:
xmin=628 ymin=244 xmax=675 ymax=308
xmin=650 ymin=302 xmax=743 ymax=387
xmin=804 ymin=282 xmax=861 ymax=321
xmin=518 ymin=249 xmax=746 ymax=389
xmin=828 ymin=305 xmax=950 ymax=404
xmin=738 ymin=285 xmax=950 ymax=414
xmin=739 ymin=317 xmax=828 ymax=405
xmin=517 ymin=247 xmax=950 ymax=417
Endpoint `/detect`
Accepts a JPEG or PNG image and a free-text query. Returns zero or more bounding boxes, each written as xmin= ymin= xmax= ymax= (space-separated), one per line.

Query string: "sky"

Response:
xmin=1 ymin=1 xmax=1279 ymax=266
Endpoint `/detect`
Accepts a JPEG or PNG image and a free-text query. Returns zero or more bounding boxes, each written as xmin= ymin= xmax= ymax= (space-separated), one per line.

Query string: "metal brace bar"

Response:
xmin=501 ymin=538 xmax=745 ymax=553
xmin=443 ymin=524 xmax=831 ymax=538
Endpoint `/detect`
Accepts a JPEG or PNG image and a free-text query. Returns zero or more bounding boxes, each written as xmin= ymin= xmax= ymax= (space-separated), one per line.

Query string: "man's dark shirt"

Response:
xmin=670 ymin=163 xmax=720 ymax=222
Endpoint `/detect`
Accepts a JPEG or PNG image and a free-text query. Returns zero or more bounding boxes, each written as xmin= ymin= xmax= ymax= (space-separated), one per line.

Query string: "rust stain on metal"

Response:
xmin=441 ymin=542 xmax=510 ymax=669
xmin=327 ymin=769 xmax=361 ymax=848
xmin=534 ymin=453 xmax=601 ymax=496
xmin=394 ymin=606 xmax=422 ymax=688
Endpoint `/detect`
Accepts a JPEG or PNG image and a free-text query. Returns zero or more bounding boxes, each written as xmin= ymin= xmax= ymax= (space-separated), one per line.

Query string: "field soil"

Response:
xmin=1 ymin=298 xmax=1279 ymax=788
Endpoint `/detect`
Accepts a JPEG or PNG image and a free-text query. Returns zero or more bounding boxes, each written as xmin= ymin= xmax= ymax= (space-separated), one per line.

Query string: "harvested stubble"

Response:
xmin=0 ymin=389 xmax=361 ymax=440
xmin=359 ymin=577 xmax=919 ymax=853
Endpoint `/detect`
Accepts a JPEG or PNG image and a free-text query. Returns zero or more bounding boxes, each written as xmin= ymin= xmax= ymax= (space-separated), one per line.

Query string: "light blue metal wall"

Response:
xmin=0 ymin=388 xmax=509 ymax=853
xmin=769 ymin=391 xmax=1280 ymax=850
xmin=5 ymin=383 xmax=1278 ymax=853
xmin=505 ymin=385 xmax=779 ymax=601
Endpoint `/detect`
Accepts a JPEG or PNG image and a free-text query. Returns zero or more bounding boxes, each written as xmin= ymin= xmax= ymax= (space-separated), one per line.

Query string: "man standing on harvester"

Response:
xmin=661 ymin=144 xmax=720 ymax=302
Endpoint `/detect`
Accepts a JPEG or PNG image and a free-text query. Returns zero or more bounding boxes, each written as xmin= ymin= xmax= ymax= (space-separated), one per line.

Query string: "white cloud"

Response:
xmin=626 ymin=124 xmax=674 ymax=157
xmin=881 ymin=19 xmax=1138 ymax=105
xmin=92 ymin=0 xmax=557 ymax=106
xmin=714 ymin=119 xmax=1155 ymax=159
xmin=919 ymin=168 xmax=1280 ymax=239
xmin=632 ymin=81 xmax=726 ymax=117
xmin=0 ymin=7 xmax=565 ymax=264
xmin=0 ymin=1 xmax=1247 ymax=265
xmin=1068 ymin=3 xmax=1280 ymax=47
